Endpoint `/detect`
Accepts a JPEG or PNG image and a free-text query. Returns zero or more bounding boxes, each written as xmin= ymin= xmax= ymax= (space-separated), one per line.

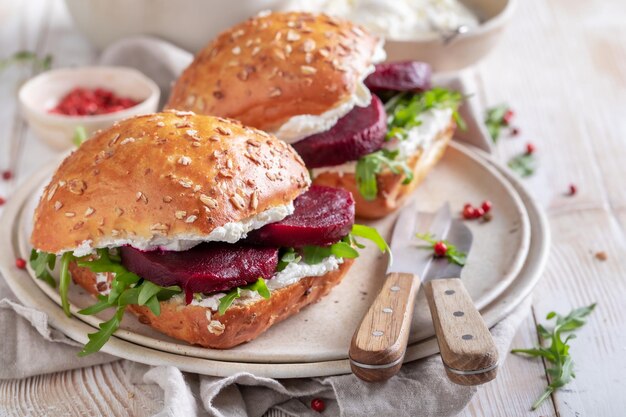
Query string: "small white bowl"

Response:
xmin=384 ymin=0 xmax=516 ymax=72
xmin=19 ymin=66 xmax=160 ymax=149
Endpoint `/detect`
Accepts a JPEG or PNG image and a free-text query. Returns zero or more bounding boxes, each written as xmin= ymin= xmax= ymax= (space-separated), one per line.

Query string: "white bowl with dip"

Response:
xmin=383 ymin=0 xmax=516 ymax=71
xmin=19 ymin=66 xmax=160 ymax=150
xmin=282 ymin=0 xmax=516 ymax=72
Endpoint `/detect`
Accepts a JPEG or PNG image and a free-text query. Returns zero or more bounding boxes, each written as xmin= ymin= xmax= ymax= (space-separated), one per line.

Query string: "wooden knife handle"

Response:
xmin=424 ymin=278 xmax=499 ymax=385
xmin=349 ymin=272 xmax=421 ymax=382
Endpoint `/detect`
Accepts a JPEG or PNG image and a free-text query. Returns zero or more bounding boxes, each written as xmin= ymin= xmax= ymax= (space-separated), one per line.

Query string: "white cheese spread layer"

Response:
xmin=184 ymin=255 xmax=343 ymax=311
xmin=71 ymin=203 xmax=294 ymax=257
xmin=311 ymin=107 xmax=451 ymax=176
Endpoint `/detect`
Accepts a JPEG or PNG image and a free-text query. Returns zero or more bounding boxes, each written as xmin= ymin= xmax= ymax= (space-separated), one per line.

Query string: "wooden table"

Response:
xmin=1 ymin=0 xmax=625 ymax=415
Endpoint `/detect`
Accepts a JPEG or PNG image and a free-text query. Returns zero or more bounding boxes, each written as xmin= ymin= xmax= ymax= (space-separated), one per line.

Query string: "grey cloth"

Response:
xmin=0 ymin=275 xmax=115 ymax=380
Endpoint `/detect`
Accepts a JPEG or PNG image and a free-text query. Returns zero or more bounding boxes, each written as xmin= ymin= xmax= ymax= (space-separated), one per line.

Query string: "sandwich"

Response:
xmin=29 ymin=111 xmax=386 ymax=354
xmin=167 ymin=11 xmax=464 ymax=219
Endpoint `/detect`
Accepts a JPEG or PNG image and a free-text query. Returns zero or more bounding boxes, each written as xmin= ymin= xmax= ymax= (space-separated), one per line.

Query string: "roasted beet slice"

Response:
xmin=246 ymin=186 xmax=355 ymax=247
xmin=292 ymin=95 xmax=386 ymax=168
xmin=364 ymin=61 xmax=432 ymax=93
xmin=120 ymin=243 xmax=278 ymax=303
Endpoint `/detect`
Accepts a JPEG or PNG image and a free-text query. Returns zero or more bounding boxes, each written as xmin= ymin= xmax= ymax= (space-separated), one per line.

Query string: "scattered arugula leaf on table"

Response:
xmin=511 ymin=303 xmax=597 ymax=410
xmin=0 ymin=50 xmax=52 ymax=72
xmin=485 ymin=104 xmax=511 ymax=143
xmin=508 ymin=152 xmax=536 ymax=177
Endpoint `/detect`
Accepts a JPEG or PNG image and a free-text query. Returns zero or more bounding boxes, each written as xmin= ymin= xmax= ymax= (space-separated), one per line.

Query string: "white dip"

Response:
xmin=282 ymin=0 xmax=480 ymax=40
xmin=180 ymin=255 xmax=343 ymax=311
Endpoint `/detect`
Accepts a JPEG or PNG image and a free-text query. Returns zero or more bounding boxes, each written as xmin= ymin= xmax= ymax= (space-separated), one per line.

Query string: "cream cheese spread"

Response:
xmin=185 ymin=255 xmax=343 ymax=311
xmin=71 ymin=203 xmax=294 ymax=257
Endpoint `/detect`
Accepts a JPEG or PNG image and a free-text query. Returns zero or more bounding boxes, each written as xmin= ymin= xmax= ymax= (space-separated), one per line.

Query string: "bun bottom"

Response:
xmin=313 ymin=119 xmax=455 ymax=219
xmin=69 ymin=259 xmax=354 ymax=349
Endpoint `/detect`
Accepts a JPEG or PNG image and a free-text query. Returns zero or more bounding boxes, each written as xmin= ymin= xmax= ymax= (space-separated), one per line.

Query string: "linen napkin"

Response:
xmin=0 ymin=36 xmax=525 ymax=417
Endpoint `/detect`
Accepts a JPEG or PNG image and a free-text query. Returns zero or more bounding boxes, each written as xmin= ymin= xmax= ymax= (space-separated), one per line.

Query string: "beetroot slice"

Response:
xmin=292 ymin=95 xmax=386 ymax=168
xmin=364 ymin=61 xmax=432 ymax=93
xmin=246 ymin=186 xmax=355 ymax=247
xmin=120 ymin=243 xmax=279 ymax=303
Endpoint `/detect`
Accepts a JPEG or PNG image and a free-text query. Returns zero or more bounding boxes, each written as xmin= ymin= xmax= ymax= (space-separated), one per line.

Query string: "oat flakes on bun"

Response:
xmin=167 ymin=11 xmax=464 ymax=219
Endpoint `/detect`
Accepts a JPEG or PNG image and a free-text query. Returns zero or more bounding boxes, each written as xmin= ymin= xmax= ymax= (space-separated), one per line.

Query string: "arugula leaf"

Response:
xmin=78 ymin=306 xmax=124 ymax=357
xmin=73 ymin=126 xmax=88 ymax=148
xmin=355 ymin=149 xmax=414 ymax=201
xmin=59 ymin=252 xmax=75 ymax=317
xmin=246 ymin=278 xmax=271 ymax=299
xmin=385 ymin=88 xmax=465 ymax=141
xmin=485 ymin=104 xmax=510 ymax=143
xmin=77 ymin=295 xmax=111 ymax=315
xmin=138 ymin=281 xmax=163 ymax=306
xmin=415 ymin=233 xmax=467 ymax=266
xmin=0 ymin=50 xmax=53 ymax=72
xmin=511 ymin=303 xmax=596 ymax=410
xmin=508 ymin=152 xmax=536 ymax=177
xmin=29 ymin=249 xmax=57 ymax=288
xmin=218 ymin=288 xmax=241 ymax=316
xmin=74 ymin=249 xmax=181 ymax=355
xmin=350 ymin=224 xmax=389 ymax=254
xmin=218 ymin=278 xmax=270 ymax=316
xmin=276 ymin=247 xmax=302 ymax=272
xmin=302 ymin=242 xmax=359 ymax=264
xmin=145 ymin=295 xmax=161 ymax=316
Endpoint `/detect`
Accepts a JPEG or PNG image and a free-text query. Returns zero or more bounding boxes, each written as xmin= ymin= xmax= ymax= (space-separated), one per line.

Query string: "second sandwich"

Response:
xmin=168 ymin=11 xmax=464 ymax=218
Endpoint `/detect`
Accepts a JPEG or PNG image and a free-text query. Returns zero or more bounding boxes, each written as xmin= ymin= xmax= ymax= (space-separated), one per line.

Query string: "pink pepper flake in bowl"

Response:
xmin=49 ymin=87 xmax=139 ymax=116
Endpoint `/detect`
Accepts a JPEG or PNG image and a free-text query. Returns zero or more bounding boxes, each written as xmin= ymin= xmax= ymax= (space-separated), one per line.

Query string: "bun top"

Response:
xmin=31 ymin=111 xmax=310 ymax=255
xmin=166 ymin=11 xmax=381 ymax=133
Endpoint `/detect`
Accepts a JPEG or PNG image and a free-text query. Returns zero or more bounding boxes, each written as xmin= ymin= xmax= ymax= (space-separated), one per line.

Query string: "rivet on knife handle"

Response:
xmin=424 ymin=277 xmax=499 ymax=385
xmin=349 ymin=272 xmax=420 ymax=382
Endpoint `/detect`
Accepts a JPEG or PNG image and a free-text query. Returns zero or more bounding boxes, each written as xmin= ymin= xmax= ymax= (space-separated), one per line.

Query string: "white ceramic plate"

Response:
xmin=0 ymin=142 xmax=548 ymax=378
xmin=1 ymin=141 xmax=530 ymax=371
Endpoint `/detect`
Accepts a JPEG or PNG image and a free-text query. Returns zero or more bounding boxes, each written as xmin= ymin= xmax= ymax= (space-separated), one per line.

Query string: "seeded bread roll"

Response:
xmin=69 ymin=259 xmax=354 ymax=349
xmin=166 ymin=11 xmax=381 ymax=133
xmin=31 ymin=111 xmax=310 ymax=255
xmin=313 ymin=120 xmax=455 ymax=219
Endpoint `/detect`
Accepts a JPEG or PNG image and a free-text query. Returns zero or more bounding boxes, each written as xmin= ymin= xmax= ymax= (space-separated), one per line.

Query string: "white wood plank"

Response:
xmin=472 ymin=0 xmax=626 ymax=415
xmin=528 ymin=209 xmax=626 ymax=417
xmin=0 ymin=361 xmax=162 ymax=416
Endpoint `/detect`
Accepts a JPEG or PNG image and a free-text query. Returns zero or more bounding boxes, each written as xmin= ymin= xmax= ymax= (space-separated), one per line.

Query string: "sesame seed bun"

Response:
xmin=166 ymin=11 xmax=381 ymax=133
xmin=31 ymin=111 xmax=310 ymax=255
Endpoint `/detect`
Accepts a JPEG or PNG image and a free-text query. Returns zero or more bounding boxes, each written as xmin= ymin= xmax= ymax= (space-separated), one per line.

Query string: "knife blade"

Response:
xmin=349 ymin=202 xmax=498 ymax=385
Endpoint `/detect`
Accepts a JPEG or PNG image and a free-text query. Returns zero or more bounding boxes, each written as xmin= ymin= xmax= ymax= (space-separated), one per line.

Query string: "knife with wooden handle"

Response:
xmin=349 ymin=202 xmax=499 ymax=384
